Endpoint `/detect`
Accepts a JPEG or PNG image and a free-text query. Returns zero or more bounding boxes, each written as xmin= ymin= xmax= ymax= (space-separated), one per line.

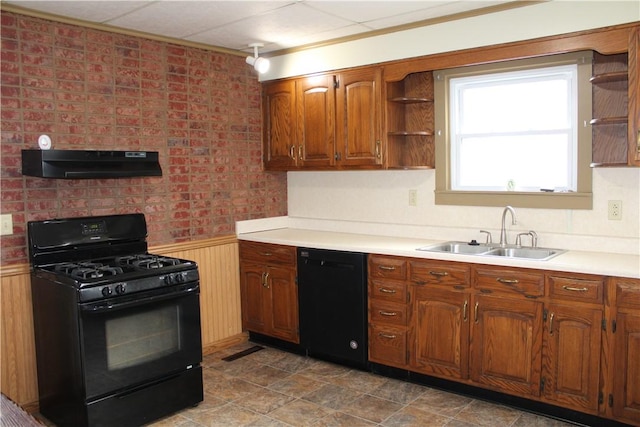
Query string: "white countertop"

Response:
xmin=237 ymin=227 xmax=640 ymax=279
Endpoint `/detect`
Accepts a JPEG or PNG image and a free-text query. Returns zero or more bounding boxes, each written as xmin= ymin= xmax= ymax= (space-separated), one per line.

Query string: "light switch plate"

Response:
xmin=0 ymin=214 xmax=13 ymax=236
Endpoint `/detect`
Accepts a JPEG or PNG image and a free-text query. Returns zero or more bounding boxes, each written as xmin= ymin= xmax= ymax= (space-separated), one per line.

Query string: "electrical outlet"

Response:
xmin=0 ymin=214 xmax=13 ymax=236
xmin=608 ymin=200 xmax=622 ymax=220
xmin=408 ymin=189 xmax=417 ymax=207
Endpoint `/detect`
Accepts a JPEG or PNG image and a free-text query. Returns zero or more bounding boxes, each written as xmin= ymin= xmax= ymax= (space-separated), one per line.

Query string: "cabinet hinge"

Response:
xmin=295 ymin=276 xmax=298 ymax=285
xmin=612 ymin=319 xmax=617 ymax=333
xmin=333 ymin=76 xmax=339 ymax=89
xmin=540 ymin=377 xmax=545 ymax=392
xmin=334 ymin=152 xmax=342 ymax=161
xmin=601 ymin=319 xmax=606 ymax=332
xmin=598 ymin=391 xmax=603 ymax=405
xmin=608 ymin=394 xmax=614 ymax=407
xmin=543 ymin=309 xmax=548 ymax=322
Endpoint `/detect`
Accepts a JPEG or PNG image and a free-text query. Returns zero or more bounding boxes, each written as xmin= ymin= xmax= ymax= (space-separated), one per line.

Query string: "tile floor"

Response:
xmin=148 ymin=342 xmax=577 ymax=427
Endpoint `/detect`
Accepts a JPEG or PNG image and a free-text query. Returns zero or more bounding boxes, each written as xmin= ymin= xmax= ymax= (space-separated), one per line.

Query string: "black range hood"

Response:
xmin=21 ymin=149 xmax=162 ymax=179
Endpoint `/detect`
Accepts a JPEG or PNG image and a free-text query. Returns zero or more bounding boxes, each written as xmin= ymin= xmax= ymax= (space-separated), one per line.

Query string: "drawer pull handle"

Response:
xmin=378 ymin=265 xmax=396 ymax=271
xmin=260 ymin=252 xmax=273 ymax=257
xmin=262 ymin=272 xmax=270 ymax=288
xmin=379 ymin=310 xmax=398 ymax=317
xmin=463 ymin=300 xmax=468 ymax=322
xmin=429 ymin=271 xmax=449 ymax=277
xmin=379 ymin=333 xmax=397 ymax=339
xmin=474 ymin=302 xmax=479 ymax=323
xmin=289 ymin=145 xmax=296 ymax=159
xmin=379 ymin=287 xmax=397 ymax=294
xmin=562 ymin=285 xmax=588 ymax=292
xmin=497 ymin=278 xmax=519 ymax=285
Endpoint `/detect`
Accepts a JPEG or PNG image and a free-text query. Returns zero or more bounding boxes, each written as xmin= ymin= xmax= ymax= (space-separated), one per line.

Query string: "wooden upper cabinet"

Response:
xmin=629 ymin=25 xmax=640 ymax=165
xmin=263 ymin=80 xmax=297 ymax=170
xmin=335 ymin=67 xmax=383 ymax=168
xmin=296 ymin=74 xmax=336 ymax=168
xmin=590 ymin=24 xmax=639 ymax=167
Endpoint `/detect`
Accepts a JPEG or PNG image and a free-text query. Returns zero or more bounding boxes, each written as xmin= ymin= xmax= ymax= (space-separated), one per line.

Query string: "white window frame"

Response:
xmin=434 ymin=51 xmax=593 ymax=209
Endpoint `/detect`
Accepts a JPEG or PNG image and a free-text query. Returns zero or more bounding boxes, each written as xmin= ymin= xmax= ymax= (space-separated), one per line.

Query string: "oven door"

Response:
xmin=79 ymin=283 xmax=202 ymax=400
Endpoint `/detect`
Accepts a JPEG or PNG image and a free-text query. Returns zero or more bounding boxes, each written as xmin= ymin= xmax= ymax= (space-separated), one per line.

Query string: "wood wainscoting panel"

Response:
xmin=0 ymin=264 xmax=38 ymax=408
xmin=152 ymin=236 xmax=244 ymax=354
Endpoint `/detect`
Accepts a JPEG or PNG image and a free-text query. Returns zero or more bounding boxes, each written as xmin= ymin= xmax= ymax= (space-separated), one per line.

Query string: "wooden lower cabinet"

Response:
xmin=612 ymin=312 xmax=640 ymax=424
xmin=369 ymin=323 xmax=407 ymax=367
xmin=541 ymin=303 xmax=602 ymax=413
xmin=470 ymin=294 xmax=544 ymax=397
xmin=239 ymin=242 xmax=299 ymax=343
xmin=368 ymin=256 xmax=409 ymax=368
xmin=611 ymin=277 xmax=640 ymax=424
xmin=411 ymin=286 xmax=469 ymax=379
xmin=239 ymin=262 xmax=299 ymax=342
xmin=362 ymin=254 xmax=639 ymax=425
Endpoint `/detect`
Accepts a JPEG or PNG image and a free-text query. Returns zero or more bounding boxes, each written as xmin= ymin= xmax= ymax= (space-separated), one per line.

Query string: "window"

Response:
xmin=434 ymin=52 xmax=593 ymax=209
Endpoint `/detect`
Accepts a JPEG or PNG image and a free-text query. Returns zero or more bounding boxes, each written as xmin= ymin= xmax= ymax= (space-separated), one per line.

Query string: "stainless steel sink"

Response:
xmin=417 ymin=241 xmax=565 ymax=261
xmin=417 ymin=241 xmax=493 ymax=255
xmin=484 ymin=247 xmax=564 ymax=261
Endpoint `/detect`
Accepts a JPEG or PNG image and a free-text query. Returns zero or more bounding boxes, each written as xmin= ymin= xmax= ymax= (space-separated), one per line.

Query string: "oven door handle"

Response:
xmin=80 ymin=285 xmax=198 ymax=313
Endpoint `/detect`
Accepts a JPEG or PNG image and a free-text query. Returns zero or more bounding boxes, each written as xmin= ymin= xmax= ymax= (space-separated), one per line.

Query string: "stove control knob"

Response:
xmin=164 ymin=275 xmax=174 ymax=285
xmin=101 ymin=286 xmax=112 ymax=297
xmin=175 ymin=273 xmax=185 ymax=283
xmin=115 ymin=284 xmax=126 ymax=295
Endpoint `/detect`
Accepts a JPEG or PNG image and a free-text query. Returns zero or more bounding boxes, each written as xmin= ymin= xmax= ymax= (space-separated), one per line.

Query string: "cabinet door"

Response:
xmin=411 ymin=286 xmax=469 ymax=379
xmin=296 ymin=74 xmax=335 ymax=168
xmin=542 ymin=303 xmax=602 ymax=413
xmin=470 ymin=295 xmax=543 ymax=397
xmin=335 ymin=68 xmax=383 ymax=167
xmin=612 ymin=311 xmax=640 ymax=423
xmin=268 ymin=265 xmax=300 ymax=343
xmin=239 ymin=263 xmax=268 ymax=334
xmin=629 ymin=25 xmax=640 ymax=165
xmin=263 ymin=80 xmax=297 ymax=170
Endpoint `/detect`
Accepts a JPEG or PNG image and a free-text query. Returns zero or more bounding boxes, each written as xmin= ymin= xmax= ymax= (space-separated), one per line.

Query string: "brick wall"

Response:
xmin=0 ymin=12 xmax=287 ymax=265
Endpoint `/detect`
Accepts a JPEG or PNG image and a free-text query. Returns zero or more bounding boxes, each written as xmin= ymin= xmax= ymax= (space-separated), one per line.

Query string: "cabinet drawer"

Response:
xmin=239 ymin=241 xmax=296 ymax=265
xmin=369 ymin=324 xmax=407 ymax=367
xmin=615 ymin=277 xmax=640 ymax=309
xmin=410 ymin=260 xmax=470 ymax=288
xmin=474 ymin=266 xmax=544 ymax=297
xmin=370 ymin=301 xmax=408 ymax=326
xmin=548 ymin=273 xmax=604 ymax=303
xmin=369 ymin=255 xmax=407 ymax=281
xmin=370 ymin=280 xmax=407 ymax=304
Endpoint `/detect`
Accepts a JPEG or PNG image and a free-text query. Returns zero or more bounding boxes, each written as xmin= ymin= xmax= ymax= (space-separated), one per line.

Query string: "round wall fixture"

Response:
xmin=38 ymin=134 xmax=52 ymax=150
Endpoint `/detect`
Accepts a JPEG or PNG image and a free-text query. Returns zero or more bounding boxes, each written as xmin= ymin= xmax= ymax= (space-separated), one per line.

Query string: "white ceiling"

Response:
xmin=4 ymin=0 xmax=514 ymax=55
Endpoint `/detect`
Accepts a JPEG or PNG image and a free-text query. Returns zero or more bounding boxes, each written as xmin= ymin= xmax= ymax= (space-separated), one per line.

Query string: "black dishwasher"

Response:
xmin=297 ymin=248 xmax=368 ymax=369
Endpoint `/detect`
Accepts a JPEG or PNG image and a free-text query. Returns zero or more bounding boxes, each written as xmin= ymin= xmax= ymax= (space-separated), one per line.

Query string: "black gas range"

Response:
xmin=34 ymin=252 xmax=199 ymax=303
xmin=28 ymin=213 xmax=203 ymax=427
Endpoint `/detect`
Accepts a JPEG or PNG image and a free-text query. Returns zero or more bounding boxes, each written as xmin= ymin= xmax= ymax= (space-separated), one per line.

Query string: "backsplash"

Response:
xmin=287 ymin=168 xmax=640 ymax=256
xmin=0 ymin=12 xmax=287 ymax=265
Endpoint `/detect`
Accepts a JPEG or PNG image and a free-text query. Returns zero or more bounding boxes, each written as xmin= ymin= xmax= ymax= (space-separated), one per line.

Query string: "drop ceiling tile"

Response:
xmin=365 ymin=1 xmax=508 ymax=29
xmin=7 ymin=0 xmax=149 ymax=22
xmin=186 ymin=2 xmax=355 ymax=51
xmin=305 ymin=1 xmax=451 ymax=23
xmin=106 ymin=1 xmax=291 ymax=39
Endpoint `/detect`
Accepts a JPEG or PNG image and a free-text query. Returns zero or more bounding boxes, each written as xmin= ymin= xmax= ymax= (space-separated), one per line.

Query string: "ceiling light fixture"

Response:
xmin=246 ymin=43 xmax=270 ymax=74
